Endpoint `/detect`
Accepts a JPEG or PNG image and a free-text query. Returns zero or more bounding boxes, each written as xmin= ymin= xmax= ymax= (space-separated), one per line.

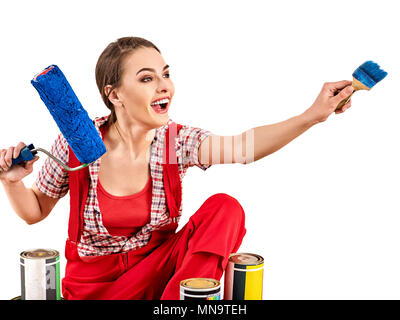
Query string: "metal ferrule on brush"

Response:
xmin=336 ymin=60 xmax=388 ymax=110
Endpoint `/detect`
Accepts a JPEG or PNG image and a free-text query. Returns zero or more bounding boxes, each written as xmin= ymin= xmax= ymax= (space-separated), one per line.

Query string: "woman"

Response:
xmin=0 ymin=37 xmax=353 ymax=300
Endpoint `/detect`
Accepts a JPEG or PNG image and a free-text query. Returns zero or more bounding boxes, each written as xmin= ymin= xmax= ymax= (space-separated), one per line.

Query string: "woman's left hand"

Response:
xmin=304 ymin=80 xmax=354 ymax=124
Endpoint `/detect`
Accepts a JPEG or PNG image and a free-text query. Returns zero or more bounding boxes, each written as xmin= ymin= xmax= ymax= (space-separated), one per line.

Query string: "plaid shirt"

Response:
xmin=35 ymin=115 xmax=212 ymax=256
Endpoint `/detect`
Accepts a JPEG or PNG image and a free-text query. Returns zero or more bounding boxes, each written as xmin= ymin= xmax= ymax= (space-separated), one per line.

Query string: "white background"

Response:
xmin=0 ymin=0 xmax=399 ymax=300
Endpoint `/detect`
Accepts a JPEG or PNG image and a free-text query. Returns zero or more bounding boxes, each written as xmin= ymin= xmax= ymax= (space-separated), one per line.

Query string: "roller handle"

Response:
xmin=11 ymin=144 xmax=37 ymax=166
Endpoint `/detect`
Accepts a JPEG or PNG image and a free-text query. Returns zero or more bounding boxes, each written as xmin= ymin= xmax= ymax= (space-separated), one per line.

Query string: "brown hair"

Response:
xmin=95 ymin=37 xmax=161 ymax=124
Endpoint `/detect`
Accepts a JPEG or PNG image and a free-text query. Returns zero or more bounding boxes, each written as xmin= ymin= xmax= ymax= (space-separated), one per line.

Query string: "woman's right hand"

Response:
xmin=0 ymin=142 xmax=39 ymax=183
xmin=303 ymin=80 xmax=354 ymax=125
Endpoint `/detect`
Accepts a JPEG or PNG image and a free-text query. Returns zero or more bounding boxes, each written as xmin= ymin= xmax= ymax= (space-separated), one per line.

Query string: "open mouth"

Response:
xmin=150 ymin=97 xmax=170 ymax=113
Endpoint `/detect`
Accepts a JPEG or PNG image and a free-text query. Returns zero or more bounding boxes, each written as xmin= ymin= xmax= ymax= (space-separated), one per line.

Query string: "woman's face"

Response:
xmin=113 ymin=47 xmax=175 ymax=128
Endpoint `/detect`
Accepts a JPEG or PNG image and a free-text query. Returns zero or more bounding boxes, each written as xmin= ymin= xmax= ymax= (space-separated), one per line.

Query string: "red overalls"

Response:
xmin=62 ymin=122 xmax=246 ymax=300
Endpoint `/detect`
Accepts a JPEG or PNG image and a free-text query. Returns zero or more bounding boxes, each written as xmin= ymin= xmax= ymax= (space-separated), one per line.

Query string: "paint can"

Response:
xmin=224 ymin=252 xmax=264 ymax=300
xmin=11 ymin=296 xmax=64 ymax=300
xmin=20 ymin=249 xmax=61 ymax=300
xmin=180 ymin=278 xmax=221 ymax=300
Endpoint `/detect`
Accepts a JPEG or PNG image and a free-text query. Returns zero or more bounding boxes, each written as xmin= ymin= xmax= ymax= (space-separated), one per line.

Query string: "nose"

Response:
xmin=156 ymin=76 xmax=172 ymax=94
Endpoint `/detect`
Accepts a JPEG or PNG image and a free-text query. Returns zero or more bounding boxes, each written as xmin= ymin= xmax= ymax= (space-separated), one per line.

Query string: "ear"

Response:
xmin=104 ymin=85 xmax=124 ymax=108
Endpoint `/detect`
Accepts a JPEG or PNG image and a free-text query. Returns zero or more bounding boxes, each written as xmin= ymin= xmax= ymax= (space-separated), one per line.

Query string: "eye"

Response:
xmin=163 ymin=72 xmax=170 ymax=79
xmin=141 ymin=76 xmax=152 ymax=83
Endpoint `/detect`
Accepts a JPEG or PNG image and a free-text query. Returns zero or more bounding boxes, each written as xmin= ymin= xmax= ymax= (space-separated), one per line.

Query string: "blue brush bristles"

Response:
xmin=31 ymin=65 xmax=106 ymax=164
xmin=352 ymin=60 xmax=388 ymax=89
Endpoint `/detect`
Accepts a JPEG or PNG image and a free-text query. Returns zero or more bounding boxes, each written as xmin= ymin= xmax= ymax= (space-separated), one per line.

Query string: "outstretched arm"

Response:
xmin=198 ymin=80 xmax=354 ymax=165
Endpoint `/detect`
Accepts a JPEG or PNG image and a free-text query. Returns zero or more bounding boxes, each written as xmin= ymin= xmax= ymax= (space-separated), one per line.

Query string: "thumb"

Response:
xmin=331 ymin=85 xmax=354 ymax=106
xmin=29 ymin=156 xmax=40 ymax=163
xmin=24 ymin=156 xmax=39 ymax=170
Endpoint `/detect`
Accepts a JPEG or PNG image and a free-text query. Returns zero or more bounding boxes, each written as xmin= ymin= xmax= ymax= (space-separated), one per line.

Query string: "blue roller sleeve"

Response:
xmin=11 ymin=144 xmax=36 ymax=166
xmin=31 ymin=65 xmax=106 ymax=164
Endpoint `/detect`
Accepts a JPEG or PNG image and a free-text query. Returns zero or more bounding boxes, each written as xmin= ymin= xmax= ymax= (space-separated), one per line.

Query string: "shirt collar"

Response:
xmin=93 ymin=114 xmax=173 ymax=140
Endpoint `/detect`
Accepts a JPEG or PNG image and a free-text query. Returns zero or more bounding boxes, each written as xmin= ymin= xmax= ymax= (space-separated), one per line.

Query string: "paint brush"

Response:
xmin=336 ymin=60 xmax=388 ymax=109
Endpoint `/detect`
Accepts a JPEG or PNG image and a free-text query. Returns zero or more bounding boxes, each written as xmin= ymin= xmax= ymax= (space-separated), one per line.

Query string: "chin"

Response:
xmin=147 ymin=107 xmax=170 ymax=128
xmin=146 ymin=114 xmax=169 ymax=129
xmin=157 ymin=115 xmax=170 ymax=127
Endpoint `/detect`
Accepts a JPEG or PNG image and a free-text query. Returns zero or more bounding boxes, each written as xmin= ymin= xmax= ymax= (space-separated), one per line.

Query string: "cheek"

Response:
xmin=168 ymin=81 xmax=175 ymax=97
xmin=123 ymin=86 xmax=150 ymax=107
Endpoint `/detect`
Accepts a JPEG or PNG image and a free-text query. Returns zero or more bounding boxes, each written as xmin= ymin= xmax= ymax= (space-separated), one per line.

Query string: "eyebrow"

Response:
xmin=136 ymin=64 xmax=169 ymax=75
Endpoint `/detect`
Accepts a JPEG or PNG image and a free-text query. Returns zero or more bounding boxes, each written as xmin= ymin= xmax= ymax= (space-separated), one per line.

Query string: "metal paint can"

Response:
xmin=180 ymin=278 xmax=221 ymax=300
xmin=224 ymin=252 xmax=264 ymax=300
xmin=20 ymin=249 xmax=61 ymax=300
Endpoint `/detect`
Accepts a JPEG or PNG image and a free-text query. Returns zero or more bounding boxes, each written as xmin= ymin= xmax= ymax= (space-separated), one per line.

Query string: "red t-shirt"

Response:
xmin=97 ymin=123 xmax=152 ymax=237
xmin=97 ymin=176 xmax=152 ymax=237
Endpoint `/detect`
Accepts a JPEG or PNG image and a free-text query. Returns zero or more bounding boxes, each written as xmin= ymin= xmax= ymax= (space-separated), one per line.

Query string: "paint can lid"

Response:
xmin=180 ymin=278 xmax=220 ymax=291
xmin=20 ymin=249 xmax=59 ymax=260
xmin=229 ymin=252 xmax=264 ymax=265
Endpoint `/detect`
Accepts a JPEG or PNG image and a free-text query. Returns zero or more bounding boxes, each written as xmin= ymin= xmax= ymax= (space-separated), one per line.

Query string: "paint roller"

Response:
xmin=12 ymin=65 xmax=106 ymax=171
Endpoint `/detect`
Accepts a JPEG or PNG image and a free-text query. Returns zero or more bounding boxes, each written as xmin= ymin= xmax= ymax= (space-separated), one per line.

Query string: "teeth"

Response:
xmin=151 ymin=98 xmax=169 ymax=106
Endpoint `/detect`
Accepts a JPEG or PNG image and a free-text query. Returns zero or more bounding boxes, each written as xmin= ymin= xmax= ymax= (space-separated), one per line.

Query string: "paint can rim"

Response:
xmin=180 ymin=278 xmax=221 ymax=291
xmin=20 ymin=248 xmax=59 ymax=260
xmin=228 ymin=252 xmax=264 ymax=266
xmin=11 ymin=296 xmax=65 ymax=300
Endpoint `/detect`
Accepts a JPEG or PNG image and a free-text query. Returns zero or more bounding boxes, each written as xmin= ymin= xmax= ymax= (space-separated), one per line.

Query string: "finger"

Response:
xmin=14 ymin=142 xmax=27 ymax=159
xmin=24 ymin=155 xmax=39 ymax=170
xmin=342 ymin=100 xmax=352 ymax=112
xmin=26 ymin=156 xmax=40 ymax=165
xmin=335 ymin=108 xmax=345 ymax=114
xmin=335 ymin=99 xmax=352 ymax=114
xmin=5 ymin=147 xmax=15 ymax=167
xmin=331 ymin=85 xmax=354 ymax=106
xmin=335 ymin=108 xmax=342 ymax=114
xmin=324 ymin=80 xmax=353 ymax=93
xmin=0 ymin=150 xmax=8 ymax=171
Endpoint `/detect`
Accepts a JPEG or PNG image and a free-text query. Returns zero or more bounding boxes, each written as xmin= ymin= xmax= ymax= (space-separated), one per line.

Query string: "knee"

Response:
xmin=207 ymin=193 xmax=245 ymax=224
xmin=208 ymin=193 xmax=242 ymax=207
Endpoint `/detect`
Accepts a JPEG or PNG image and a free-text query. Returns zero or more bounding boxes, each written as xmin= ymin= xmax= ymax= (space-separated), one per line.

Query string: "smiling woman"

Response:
xmin=95 ymin=37 xmax=172 ymax=128
xmin=96 ymin=39 xmax=156 ymax=120
xmin=0 ymin=35 xmax=355 ymax=300
xmin=22 ymin=36 xmax=246 ymax=300
xmin=107 ymin=50 xmax=172 ymax=134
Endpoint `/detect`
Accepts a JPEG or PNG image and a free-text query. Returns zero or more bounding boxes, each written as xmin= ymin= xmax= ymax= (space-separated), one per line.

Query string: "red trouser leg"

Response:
xmin=161 ymin=193 xmax=246 ymax=299
xmin=62 ymin=193 xmax=246 ymax=300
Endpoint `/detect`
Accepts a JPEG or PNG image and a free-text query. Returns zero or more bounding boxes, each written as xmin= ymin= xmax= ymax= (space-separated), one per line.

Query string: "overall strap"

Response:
xmin=67 ymin=146 xmax=90 ymax=243
xmin=162 ymin=122 xmax=183 ymax=219
xmin=67 ymin=123 xmax=108 ymax=243
xmin=67 ymin=121 xmax=182 ymax=242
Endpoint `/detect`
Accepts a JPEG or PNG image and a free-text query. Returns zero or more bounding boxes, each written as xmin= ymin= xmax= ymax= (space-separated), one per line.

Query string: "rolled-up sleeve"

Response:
xmin=35 ymin=133 xmax=69 ymax=198
xmin=179 ymin=125 xmax=212 ymax=171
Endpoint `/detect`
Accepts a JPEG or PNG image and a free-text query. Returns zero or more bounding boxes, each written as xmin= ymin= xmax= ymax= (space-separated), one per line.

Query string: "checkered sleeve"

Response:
xmin=35 ymin=133 xmax=69 ymax=198
xmin=179 ymin=125 xmax=213 ymax=170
